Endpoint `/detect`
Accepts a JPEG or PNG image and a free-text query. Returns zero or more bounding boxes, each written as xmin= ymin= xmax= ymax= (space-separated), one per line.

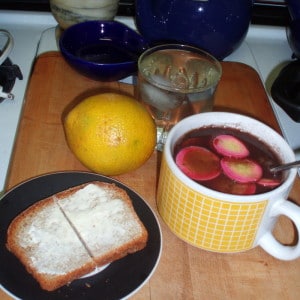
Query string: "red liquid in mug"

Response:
xmin=174 ymin=126 xmax=283 ymax=195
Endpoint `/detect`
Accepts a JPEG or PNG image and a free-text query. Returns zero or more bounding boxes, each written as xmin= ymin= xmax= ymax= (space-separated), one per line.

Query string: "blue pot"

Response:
xmin=286 ymin=0 xmax=300 ymax=58
xmin=287 ymin=19 xmax=300 ymax=59
xmin=286 ymin=0 xmax=300 ymax=21
xmin=135 ymin=0 xmax=253 ymax=60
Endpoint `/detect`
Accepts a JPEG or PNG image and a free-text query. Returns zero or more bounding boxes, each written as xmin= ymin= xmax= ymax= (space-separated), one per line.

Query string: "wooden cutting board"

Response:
xmin=3 ymin=52 xmax=300 ymax=300
xmin=6 ymin=52 xmax=281 ymax=190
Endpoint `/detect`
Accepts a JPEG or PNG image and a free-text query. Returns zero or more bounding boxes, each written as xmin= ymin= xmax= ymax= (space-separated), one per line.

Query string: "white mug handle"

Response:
xmin=258 ymin=200 xmax=300 ymax=260
xmin=0 ymin=30 xmax=14 ymax=65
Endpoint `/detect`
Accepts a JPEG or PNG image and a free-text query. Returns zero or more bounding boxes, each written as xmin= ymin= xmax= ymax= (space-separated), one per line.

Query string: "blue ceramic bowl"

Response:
xmin=59 ymin=21 xmax=149 ymax=81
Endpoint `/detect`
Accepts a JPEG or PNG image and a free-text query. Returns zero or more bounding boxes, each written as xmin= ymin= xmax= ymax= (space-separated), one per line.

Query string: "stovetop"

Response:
xmin=0 ymin=10 xmax=299 ymax=193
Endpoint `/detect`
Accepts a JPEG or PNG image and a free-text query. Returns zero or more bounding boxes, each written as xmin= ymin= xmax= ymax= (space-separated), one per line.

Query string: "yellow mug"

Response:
xmin=157 ymin=112 xmax=300 ymax=260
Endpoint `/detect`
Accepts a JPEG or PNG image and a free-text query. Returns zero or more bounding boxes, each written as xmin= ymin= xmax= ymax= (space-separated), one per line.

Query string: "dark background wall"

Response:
xmin=0 ymin=0 xmax=290 ymax=26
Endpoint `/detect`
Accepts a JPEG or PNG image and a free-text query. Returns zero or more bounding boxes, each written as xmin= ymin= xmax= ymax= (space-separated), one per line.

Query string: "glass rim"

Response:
xmin=138 ymin=43 xmax=222 ymax=93
xmin=164 ymin=112 xmax=297 ymax=201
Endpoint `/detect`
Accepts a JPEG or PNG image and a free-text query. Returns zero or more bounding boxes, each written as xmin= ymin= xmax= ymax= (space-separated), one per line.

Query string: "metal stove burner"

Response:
xmin=0 ymin=56 xmax=23 ymax=103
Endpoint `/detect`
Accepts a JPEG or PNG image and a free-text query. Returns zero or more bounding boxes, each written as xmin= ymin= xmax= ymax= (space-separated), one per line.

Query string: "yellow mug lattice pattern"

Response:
xmin=157 ymin=158 xmax=267 ymax=252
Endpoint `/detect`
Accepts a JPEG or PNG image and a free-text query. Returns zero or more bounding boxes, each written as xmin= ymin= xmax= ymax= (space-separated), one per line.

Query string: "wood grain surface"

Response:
xmin=2 ymin=52 xmax=300 ymax=300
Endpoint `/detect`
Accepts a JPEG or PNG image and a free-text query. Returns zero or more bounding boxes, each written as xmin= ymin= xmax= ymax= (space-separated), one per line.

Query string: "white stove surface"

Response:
xmin=0 ymin=10 xmax=299 ymax=193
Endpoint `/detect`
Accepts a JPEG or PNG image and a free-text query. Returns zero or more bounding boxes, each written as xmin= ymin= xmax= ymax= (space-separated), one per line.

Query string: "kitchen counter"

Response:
xmin=1 ymin=10 xmax=300 ymax=300
xmin=36 ymin=18 xmax=300 ymax=152
xmin=1 ymin=11 xmax=300 ymax=195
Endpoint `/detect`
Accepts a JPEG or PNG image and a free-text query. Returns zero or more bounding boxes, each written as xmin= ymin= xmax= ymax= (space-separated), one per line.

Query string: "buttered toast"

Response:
xmin=6 ymin=182 xmax=148 ymax=291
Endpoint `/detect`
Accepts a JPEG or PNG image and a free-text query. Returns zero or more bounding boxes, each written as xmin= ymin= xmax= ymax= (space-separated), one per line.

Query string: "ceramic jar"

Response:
xmin=50 ymin=0 xmax=119 ymax=29
xmin=135 ymin=0 xmax=253 ymax=60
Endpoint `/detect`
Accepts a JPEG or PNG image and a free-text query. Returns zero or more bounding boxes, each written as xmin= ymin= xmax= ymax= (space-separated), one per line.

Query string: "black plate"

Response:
xmin=0 ymin=172 xmax=162 ymax=300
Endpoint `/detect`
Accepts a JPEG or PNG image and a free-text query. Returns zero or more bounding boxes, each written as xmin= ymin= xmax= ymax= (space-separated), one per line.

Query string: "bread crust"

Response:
xmin=6 ymin=181 xmax=148 ymax=291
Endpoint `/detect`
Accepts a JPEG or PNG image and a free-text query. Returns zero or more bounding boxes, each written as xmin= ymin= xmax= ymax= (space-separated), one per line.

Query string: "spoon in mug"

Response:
xmin=270 ymin=160 xmax=300 ymax=173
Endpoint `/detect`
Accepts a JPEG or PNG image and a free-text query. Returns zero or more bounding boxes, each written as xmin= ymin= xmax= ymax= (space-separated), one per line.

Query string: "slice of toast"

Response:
xmin=56 ymin=182 xmax=148 ymax=267
xmin=6 ymin=196 xmax=96 ymax=291
xmin=6 ymin=181 xmax=148 ymax=291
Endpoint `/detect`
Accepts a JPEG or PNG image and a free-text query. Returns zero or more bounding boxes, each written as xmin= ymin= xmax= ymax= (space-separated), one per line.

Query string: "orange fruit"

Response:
xmin=64 ymin=92 xmax=157 ymax=175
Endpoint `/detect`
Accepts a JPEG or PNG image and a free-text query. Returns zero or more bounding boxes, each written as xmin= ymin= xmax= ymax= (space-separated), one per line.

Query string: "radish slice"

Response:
xmin=257 ymin=178 xmax=281 ymax=187
xmin=221 ymin=157 xmax=263 ymax=183
xmin=176 ymin=146 xmax=221 ymax=181
xmin=212 ymin=134 xmax=249 ymax=158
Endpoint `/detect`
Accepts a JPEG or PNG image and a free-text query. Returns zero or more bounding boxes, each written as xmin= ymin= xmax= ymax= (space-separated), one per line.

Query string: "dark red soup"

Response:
xmin=174 ymin=126 xmax=283 ymax=195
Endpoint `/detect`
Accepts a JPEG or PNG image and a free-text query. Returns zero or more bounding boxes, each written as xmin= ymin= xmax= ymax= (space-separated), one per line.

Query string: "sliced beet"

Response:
xmin=232 ymin=182 xmax=257 ymax=195
xmin=209 ymin=174 xmax=257 ymax=195
xmin=180 ymin=137 xmax=204 ymax=148
xmin=212 ymin=134 xmax=249 ymax=158
xmin=257 ymin=178 xmax=281 ymax=188
xmin=221 ymin=157 xmax=263 ymax=183
xmin=176 ymin=146 xmax=221 ymax=181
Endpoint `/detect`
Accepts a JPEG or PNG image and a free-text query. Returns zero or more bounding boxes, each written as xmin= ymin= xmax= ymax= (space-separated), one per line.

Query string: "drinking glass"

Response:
xmin=137 ymin=44 xmax=222 ymax=151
